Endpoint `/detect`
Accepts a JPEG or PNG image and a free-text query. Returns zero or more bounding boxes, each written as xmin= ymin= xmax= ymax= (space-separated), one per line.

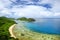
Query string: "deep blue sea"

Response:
xmin=23 ymin=19 xmax=60 ymax=34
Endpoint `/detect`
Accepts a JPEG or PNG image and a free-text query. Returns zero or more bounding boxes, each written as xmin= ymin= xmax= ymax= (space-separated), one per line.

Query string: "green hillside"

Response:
xmin=0 ymin=16 xmax=18 ymax=40
xmin=17 ymin=17 xmax=35 ymax=22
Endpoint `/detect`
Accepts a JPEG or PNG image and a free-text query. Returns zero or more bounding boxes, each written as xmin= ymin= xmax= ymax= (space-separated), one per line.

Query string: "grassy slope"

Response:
xmin=0 ymin=17 xmax=18 ymax=40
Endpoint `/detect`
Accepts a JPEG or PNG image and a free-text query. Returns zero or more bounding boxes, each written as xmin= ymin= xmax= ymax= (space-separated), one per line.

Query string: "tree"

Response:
xmin=28 ymin=18 xmax=35 ymax=22
xmin=0 ymin=16 xmax=16 ymax=40
xmin=17 ymin=17 xmax=35 ymax=22
xmin=17 ymin=17 xmax=27 ymax=21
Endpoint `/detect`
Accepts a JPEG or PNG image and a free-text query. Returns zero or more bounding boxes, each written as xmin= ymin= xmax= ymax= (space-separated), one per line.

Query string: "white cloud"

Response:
xmin=0 ymin=0 xmax=12 ymax=7
xmin=0 ymin=0 xmax=60 ymax=18
xmin=41 ymin=0 xmax=60 ymax=13
xmin=10 ymin=5 xmax=60 ymax=18
xmin=51 ymin=0 xmax=60 ymax=12
xmin=10 ymin=5 xmax=51 ymax=18
xmin=54 ymin=13 xmax=60 ymax=16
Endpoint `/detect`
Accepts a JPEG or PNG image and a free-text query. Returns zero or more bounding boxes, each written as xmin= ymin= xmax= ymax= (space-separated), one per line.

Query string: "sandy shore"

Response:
xmin=9 ymin=24 xmax=16 ymax=38
xmin=13 ymin=24 xmax=60 ymax=40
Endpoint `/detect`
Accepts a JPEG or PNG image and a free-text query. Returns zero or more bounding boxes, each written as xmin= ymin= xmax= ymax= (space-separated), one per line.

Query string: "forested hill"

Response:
xmin=0 ymin=16 xmax=18 ymax=40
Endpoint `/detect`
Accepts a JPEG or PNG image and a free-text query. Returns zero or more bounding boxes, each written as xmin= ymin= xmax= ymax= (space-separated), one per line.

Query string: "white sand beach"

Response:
xmin=9 ymin=24 xmax=16 ymax=38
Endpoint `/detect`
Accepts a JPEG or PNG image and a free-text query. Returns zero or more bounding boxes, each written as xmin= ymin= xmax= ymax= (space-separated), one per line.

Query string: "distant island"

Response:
xmin=17 ymin=17 xmax=35 ymax=22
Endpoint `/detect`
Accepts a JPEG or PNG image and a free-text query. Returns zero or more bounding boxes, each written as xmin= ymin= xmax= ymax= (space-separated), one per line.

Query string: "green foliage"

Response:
xmin=17 ymin=17 xmax=27 ymax=21
xmin=17 ymin=17 xmax=35 ymax=22
xmin=27 ymin=18 xmax=35 ymax=22
xmin=0 ymin=16 xmax=18 ymax=40
xmin=9 ymin=37 xmax=19 ymax=40
xmin=21 ymin=33 xmax=25 ymax=36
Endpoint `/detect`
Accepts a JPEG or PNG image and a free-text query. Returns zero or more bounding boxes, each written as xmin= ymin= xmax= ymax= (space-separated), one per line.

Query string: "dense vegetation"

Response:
xmin=17 ymin=17 xmax=35 ymax=22
xmin=0 ymin=16 xmax=18 ymax=40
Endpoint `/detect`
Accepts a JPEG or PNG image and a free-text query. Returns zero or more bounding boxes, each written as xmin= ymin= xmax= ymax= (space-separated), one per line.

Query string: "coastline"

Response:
xmin=8 ymin=22 xmax=60 ymax=40
xmin=13 ymin=23 xmax=60 ymax=40
xmin=9 ymin=24 xmax=16 ymax=38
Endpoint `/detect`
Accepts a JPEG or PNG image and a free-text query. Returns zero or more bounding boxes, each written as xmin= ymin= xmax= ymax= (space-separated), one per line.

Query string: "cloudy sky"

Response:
xmin=0 ymin=0 xmax=60 ymax=18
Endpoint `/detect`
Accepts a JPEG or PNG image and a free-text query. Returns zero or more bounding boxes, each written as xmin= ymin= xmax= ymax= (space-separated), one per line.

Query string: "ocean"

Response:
xmin=23 ymin=19 xmax=60 ymax=34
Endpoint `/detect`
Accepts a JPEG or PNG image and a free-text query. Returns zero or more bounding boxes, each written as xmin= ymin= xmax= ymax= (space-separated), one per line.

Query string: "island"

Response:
xmin=17 ymin=17 xmax=35 ymax=22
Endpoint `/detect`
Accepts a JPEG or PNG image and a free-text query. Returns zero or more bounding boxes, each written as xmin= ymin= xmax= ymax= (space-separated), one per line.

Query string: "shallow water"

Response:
xmin=13 ymin=19 xmax=60 ymax=40
xmin=22 ymin=19 xmax=60 ymax=34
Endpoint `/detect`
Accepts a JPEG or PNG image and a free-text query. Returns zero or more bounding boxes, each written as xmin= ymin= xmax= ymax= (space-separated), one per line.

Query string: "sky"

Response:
xmin=0 ymin=0 xmax=60 ymax=18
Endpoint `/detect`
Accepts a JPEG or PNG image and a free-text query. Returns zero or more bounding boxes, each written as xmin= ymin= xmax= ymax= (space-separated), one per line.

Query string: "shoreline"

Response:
xmin=9 ymin=24 xmax=16 ymax=38
xmin=11 ymin=23 xmax=60 ymax=40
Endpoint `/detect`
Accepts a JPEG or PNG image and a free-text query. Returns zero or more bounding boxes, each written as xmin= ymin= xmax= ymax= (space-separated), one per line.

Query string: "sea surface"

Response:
xmin=15 ymin=19 xmax=60 ymax=35
xmin=22 ymin=19 xmax=60 ymax=35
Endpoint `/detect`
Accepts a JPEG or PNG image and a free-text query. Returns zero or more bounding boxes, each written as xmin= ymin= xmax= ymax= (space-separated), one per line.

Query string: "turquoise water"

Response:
xmin=23 ymin=19 xmax=60 ymax=34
